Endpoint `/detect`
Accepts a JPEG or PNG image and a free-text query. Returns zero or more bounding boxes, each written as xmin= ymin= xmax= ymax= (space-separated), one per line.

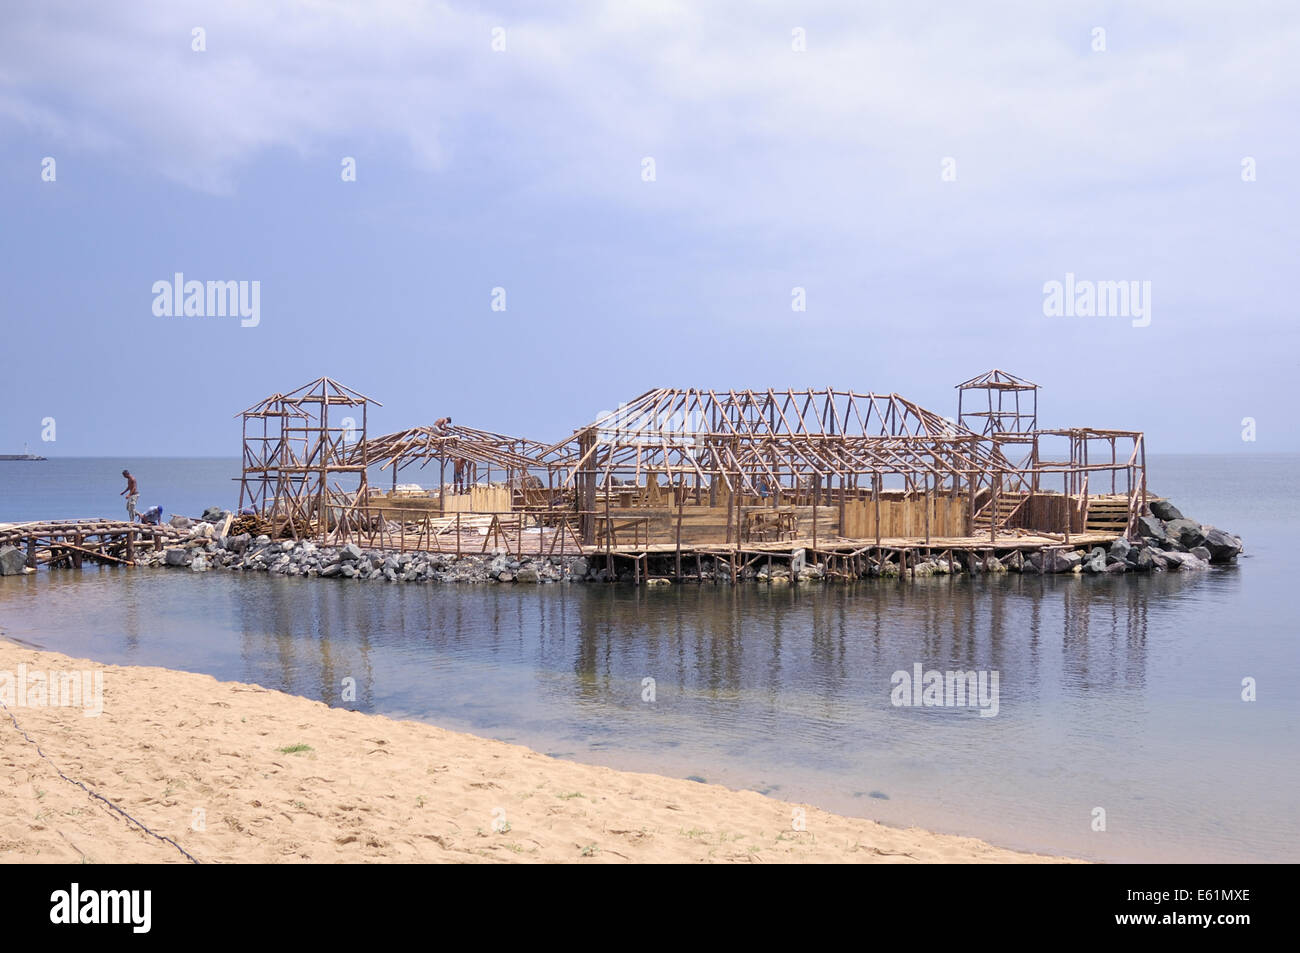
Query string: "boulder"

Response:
xmin=1003 ymin=550 xmax=1025 ymax=573
xmin=164 ymin=548 xmax=191 ymax=567
xmin=1108 ymin=537 xmax=1131 ymax=561
xmin=0 ymin=545 xmax=27 ymax=575
xmin=339 ymin=543 xmax=363 ymax=563
xmin=1164 ymin=518 xmax=1206 ymax=549
xmin=1190 ymin=546 xmax=1212 ymax=563
xmin=567 ymin=557 xmax=589 ymax=578
xmin=1129 ymin=547 xmax=1155 ymax=571
xmin=169 ymin=515 xmax=192 ymax=530
xmin=1149 ymin=500 xmax=1184 ymax=521
xmin=1083 ymin=551 xmax=1107 ymax=574
xmin=515 ymin=566 xmax=540 ymax=583
xmin=1201 ymin=527 xmax=1243 ymax=562
xmin=1136 ymin=516 xmax=1167 ymax=542
xmin=1163 ymin=550 xmax=1209 ymax=572
xmin=1042 ymin=549 xmax=1083 ymax=573
xmin=1104 ymin=560 xmax=1128 ymax=574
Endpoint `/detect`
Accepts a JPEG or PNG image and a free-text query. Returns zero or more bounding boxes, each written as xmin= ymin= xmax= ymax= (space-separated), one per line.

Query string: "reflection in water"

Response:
xmin=0 ymin=561 xmax=1291 ymax=863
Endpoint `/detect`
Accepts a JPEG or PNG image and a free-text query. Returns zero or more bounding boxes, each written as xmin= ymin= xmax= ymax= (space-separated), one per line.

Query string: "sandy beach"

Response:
xmin=0 ymin=639 xmax=1072 ymax=864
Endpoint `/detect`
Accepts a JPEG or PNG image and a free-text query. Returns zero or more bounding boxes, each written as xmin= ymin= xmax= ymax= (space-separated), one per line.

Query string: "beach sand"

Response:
xmin=0 ymin=640 xmax=1074 ymax=863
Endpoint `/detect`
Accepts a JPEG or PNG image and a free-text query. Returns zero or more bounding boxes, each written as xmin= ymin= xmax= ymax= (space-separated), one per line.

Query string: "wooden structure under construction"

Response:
xmin=232 ymin=370 xmax=1148 ymax=576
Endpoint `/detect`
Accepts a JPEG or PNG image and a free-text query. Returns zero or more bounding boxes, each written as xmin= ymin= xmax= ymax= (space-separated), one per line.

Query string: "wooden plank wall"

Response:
xmin=841 ymin=495 xmax=966 ymax=539
xmin=1013 ymin=493 xmax=1084 ymax=534
xmin=440 ymin=484 xmax=513 ymax=513
xmin=595 ymin=504 xmax=837 ymax=546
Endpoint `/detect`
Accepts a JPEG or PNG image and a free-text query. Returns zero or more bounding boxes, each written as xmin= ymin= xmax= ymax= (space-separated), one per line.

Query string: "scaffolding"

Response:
xmin=235 ymin=377 xmax=380 ymax=538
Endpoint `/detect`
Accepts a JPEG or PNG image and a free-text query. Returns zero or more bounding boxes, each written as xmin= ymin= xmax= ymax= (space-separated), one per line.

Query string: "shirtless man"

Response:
xmin=120 ymin=469 xmax=139 ymax=521
xmin=433 ymin=416 xmax=452 ymax=435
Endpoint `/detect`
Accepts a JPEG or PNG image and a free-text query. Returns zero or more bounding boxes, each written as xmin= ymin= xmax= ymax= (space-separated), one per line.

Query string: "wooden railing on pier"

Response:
xmin=0 ymin=519 xmax=186 ymax=568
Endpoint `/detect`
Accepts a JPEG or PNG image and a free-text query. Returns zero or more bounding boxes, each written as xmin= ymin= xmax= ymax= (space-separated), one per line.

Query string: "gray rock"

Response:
xmin=1083 ymin=552 xmax=1107 ymax=574
xmin=1104 ymin=560 xmax=1128 ymax=574
xmin=339 ymin=543 xmax=363 ymax=562
xmin=169 ymin=515 xmax=193 ymax=530
xmin=1149 ymin=500 xmax=1184 ymax=521
xmin=1038 ymin=549 xmax=1082 ymax=573
xmin=1164 ymin=518 xmax=1206 ymax=549
xmin=1129 ymin=546 xmax=1155 ymax=571
xmin=1190 ymin=546 xmax=1212 ymax=563
xmin=567 ymin=557 xmax=589 ymax=577
xmin=515 ymin=567 xmax=540 ymax=583
xmin=1003 ymin=550 xmax=1024 ymax=573
xmin=320 ymin=564 xmax=341 ymax=578
xmin=1202 ymin=527 xmax=1243 ymax=562
xmin=0 ymin=545 xmax=27 ymax=575
xmin=1163 ymin=550 xmax=1209 ymax=572
xmin=164 ymin=548 xmax=191 ymax=567
xmin=1137 ymin=515 xmax=1167 ymax=542
xmin=1109 ymin=537 xmax=1131 ymax=560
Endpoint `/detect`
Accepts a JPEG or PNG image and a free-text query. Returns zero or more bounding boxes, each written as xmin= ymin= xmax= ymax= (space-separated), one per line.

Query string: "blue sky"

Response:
xmin=1 ymin=0 xmax=1297 ymax=455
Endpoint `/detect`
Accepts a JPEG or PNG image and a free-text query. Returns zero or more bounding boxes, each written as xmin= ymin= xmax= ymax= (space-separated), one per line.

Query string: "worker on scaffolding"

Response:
xmin=120 ymin=469 xmax=139 ymax=521
xmin=433 ymin=416 xmax=452 ymax=435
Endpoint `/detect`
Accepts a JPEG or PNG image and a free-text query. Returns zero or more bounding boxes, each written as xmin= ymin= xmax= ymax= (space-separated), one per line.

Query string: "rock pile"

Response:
xmin=138 ymin=500 xmax=1244 ymax=585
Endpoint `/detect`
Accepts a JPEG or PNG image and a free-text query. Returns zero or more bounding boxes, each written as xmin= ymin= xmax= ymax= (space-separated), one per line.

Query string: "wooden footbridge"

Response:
xmin=0 ymin=519 xmax=187 ymax=569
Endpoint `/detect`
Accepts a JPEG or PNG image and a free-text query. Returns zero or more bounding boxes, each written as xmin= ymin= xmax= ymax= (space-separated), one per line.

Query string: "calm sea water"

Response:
xmin=1 ymin=454 xmax=1296 ymax=862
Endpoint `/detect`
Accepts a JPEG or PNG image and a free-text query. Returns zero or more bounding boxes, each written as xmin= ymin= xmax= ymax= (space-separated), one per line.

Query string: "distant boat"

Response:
xmin=0 ymin=443 xmax=47 ymax=461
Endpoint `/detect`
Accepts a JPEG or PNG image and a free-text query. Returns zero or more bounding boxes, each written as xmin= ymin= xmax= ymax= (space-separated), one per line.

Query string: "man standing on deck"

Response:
xmin=120 ymin=469 xmax=138 ymax=521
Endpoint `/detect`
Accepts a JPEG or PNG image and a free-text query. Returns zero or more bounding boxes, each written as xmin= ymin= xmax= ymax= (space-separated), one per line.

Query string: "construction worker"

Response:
xmin=120 ymin=470 xmax=139 ymax=520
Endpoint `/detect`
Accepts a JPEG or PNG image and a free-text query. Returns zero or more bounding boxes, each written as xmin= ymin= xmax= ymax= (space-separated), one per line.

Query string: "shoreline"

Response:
xmin=0 ymin=639 xmax=1075 ymax=864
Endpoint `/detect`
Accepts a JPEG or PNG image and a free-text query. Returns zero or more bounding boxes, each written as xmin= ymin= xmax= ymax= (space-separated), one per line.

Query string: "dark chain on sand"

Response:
xmin=0 ymin=699 xmax=201 ymax=864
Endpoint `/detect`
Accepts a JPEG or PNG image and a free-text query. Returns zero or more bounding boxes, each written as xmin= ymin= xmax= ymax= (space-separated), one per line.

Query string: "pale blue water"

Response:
xmin=1 ymin=454 xmax=1296 ymax=862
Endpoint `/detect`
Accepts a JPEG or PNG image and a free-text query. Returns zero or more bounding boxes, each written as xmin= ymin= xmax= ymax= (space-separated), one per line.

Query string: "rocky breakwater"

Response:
xmin=137 ymin=500 xmax=1243 ymax=586
xmin=136 ymin=512 xmax=584 ymax=584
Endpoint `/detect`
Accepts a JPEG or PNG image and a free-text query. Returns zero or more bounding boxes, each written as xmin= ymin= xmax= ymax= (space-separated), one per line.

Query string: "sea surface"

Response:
xmin=1 ymin=454 xmax=1296 ymax=862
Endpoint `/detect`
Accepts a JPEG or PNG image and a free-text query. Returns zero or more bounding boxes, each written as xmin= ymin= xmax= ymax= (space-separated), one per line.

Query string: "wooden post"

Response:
xmin=924 ymin=474 xmax=931 ymax=546
xmin=674 ymin=479 xmax=684 ymax=581
xmin=990 ymin=472 xmax=998 ymax=545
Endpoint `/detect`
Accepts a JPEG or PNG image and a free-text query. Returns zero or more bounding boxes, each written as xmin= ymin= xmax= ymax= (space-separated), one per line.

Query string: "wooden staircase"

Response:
xmin=972 ymin=491 xmax=1028 ymax=533
xmin=1083 ymin=494 xmax=1135 ymax=534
